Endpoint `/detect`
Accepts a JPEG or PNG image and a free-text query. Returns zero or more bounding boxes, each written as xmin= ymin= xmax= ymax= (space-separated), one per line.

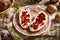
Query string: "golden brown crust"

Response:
xmin=46 ymin=4 xmax=57 ymax=13
xmin=55 ymin=13 xmax=60 ymax=22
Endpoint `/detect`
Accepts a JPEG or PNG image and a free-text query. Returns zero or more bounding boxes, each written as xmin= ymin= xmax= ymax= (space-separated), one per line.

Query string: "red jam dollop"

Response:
xmin=21 ymin=11 xmax=30 ymax=25
xmin=32 ymin=13 xmax=45 ymax=30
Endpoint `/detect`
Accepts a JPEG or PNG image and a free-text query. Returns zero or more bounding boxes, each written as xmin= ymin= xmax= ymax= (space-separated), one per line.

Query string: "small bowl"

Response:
xmin=0 ymin=0 xmax=14 ymax=14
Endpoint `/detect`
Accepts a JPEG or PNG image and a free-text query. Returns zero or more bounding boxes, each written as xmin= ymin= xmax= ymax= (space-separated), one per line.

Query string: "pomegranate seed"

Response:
xmin=32 ymin=13 xmax=45 ymax=29
xmin=33 ymin=25 xmax=38 ymax=30
xmin=38 ymin=13 xmax=45 ymax=21
xmin=21 ymin=11 xmax=30 ymax=25
xmin=22 ymin=11 xmax=26 ymax=16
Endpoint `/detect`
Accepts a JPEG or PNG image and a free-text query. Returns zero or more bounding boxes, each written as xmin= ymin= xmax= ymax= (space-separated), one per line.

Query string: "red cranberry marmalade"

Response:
xmin=31 ymin=13 xmax=45 ymax=30
xmin=21 ymin=11 xmax=30 ymax=25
